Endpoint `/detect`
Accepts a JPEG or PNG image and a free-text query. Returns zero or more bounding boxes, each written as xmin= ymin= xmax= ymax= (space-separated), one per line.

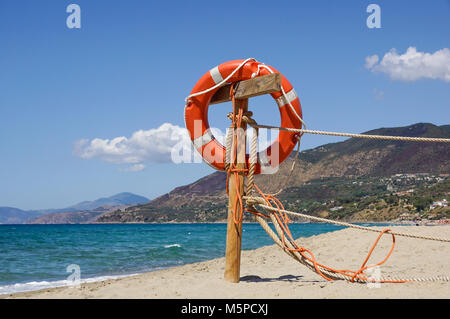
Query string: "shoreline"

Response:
xmin=3 ymin=225 xmax=449 ymax=299
xmin=0 ymin=222 xmax=404 ymax=295
xmin=8 ymin=220 xmax=415 ymax=225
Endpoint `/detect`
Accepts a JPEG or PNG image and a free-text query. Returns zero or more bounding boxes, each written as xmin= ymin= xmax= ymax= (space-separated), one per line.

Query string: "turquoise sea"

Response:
xmin=0 ymin=223 xmax=395 ymax=294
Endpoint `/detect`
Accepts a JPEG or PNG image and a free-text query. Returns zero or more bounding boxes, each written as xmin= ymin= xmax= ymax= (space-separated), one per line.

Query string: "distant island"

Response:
xmin=2 ymin=123 xmax=449 ymax=224
xmin=0 ymin=192 xmax=149 ymax=224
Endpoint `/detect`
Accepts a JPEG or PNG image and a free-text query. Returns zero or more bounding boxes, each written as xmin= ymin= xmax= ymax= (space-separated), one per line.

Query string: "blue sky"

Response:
xmin=0 ymin=0 xmax=449 ymax=210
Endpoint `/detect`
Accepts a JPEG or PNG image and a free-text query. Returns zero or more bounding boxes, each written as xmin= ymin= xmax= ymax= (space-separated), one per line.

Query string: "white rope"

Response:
xmin=252 ymin=64 xmax=307 ymax=129
xmin=251 ymin=124 xmax=450 ymax=143
xmin=184 ymin=58 xmax=257 ymax=103
xmin=184 ymin=59 xmax=308 ymax=136
xmin=245 ymin=199 xmax=450 ymax=243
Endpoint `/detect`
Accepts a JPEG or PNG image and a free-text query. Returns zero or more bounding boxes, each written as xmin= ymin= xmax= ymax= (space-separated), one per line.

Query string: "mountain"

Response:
xmin=97 ymin=123 xmax=450 ymax=223
xmin=1 ymin=192 xmax=150 ymax=224
xmin=0 ymin=207 xmax=43 ymax=224
xmin=63 ymin=192 xmax=150 ymax=211
xmin=25 ymin=206 xmax=130 ymax=224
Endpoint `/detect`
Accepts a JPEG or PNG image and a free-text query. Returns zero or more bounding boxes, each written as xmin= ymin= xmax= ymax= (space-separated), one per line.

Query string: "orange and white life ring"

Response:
xmin=184 ymin=59 xmax=303 ymax=174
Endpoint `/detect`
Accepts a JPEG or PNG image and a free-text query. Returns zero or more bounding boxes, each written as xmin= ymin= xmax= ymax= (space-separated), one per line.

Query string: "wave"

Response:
xmin=164 ymin=243 xmax=181 ymax=248
xmin=0 ymin=273 xmax=138 ymax=295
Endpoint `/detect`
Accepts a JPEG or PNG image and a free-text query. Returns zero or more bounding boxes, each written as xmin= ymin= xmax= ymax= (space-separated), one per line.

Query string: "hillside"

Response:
xmin=1 ymin=192 xmax=150 ymax=224
xmin=97 ymin=123 xmax=450 ymax=223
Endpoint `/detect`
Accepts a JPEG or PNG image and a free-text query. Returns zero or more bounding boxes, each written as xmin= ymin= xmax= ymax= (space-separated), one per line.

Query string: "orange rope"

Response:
xmin=248 ymin=184 xmax=407 ymax=283
xmin=226 ymin=85 xmax=248 ymax=225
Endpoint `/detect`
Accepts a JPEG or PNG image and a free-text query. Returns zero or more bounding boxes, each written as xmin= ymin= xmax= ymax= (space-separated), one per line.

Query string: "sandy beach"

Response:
xmin=3 ymin=225 xmax=449 ymax=299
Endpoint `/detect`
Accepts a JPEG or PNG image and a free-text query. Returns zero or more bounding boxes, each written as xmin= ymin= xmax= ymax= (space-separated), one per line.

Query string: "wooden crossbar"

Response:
xmin=210 ymin=73 xmax=281 ymax=104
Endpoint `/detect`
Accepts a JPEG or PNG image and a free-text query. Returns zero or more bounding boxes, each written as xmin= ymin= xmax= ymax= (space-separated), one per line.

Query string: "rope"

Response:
xmin=224 ymin=122 xmax=233 ymax=172
xmin=254 ymin=211 xmax=450 ymax=283
xmin=227 ymin=112 xmax=304 ymax=197
xmin=225 ymin=118 xmax=450 ymax=283
xmin=246 ymin=186 xmax=450 ymax=283
xmin=246 ymin=124 xmax=258 ymax=197
xmin=225 ymin=113 xmax=450 ymax=283
xmin=251 ymin=63 xmax=306 ymax=129
xmin=185 ymin=58 xmax=256 ymax=103
xmin=225 ymin=84 xmax=247 ymax=224
xmin=240 ymin=118 xmax=450 ymax=283
xmin=251 ymin=124 xmax=450 ymax=143
xmin=247 ymin=184 xmax=410 ymax=283
xmin=244 ymin=198 xmax=450 ymax=243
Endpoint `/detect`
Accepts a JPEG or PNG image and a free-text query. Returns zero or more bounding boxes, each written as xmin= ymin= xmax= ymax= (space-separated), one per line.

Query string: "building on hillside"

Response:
xmin=430 ymin=199 xmax=448 ymax=210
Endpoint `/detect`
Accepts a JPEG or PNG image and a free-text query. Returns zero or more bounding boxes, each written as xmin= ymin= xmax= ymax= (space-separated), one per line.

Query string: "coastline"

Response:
xmin=3 ymin=225 xmax=449 ymax=299
xmin=23 ymin=220 xmax=424 ymax=225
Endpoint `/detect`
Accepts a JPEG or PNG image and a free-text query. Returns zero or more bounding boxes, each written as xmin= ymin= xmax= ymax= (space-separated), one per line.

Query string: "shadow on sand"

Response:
xmin=240 ymin=274 xmax=322 ymax=283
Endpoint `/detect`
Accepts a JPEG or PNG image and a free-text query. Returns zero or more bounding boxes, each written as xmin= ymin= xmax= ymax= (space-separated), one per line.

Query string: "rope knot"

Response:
xmin=244 ymin=197 xmax=260 ymax=206
xmin=227 ymin=112 xmax=257 ymax=127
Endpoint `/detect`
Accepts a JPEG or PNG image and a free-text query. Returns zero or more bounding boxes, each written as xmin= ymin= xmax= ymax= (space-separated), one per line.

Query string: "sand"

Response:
xmin=3 ymin=225 xmax=450 ymax=299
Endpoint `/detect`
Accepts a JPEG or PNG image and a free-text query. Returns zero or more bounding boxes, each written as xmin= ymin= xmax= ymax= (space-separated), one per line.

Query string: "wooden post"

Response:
xmin=208 ymin=73 xmax=281 ymax=284
xmin=224 ymin=98 xmax=248 ymax=283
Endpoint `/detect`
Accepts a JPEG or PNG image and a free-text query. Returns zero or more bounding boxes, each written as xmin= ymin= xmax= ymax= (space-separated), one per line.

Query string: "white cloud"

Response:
xmin=365 ymin=47 xmax=450 ymax=82
xmin=365 ymin=55 xmax=379 ymax=69
xmin=73 ymin=123 xmax=192 ymax=168
xmin=73 ymin=122 xmax=283 ymax=170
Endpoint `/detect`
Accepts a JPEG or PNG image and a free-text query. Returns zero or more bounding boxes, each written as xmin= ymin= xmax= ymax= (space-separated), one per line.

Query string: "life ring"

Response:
xmin=184 ymin=59 xmax=303 ymax=174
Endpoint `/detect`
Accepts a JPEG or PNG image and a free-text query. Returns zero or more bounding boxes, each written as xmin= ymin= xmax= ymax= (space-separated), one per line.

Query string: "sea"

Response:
xmin=0 ymin=223 xmax=396 ymax=295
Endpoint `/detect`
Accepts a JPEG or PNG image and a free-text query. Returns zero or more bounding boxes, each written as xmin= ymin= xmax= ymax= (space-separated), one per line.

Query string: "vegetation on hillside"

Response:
xmin=97 ymin=123 xmax=450 ymax=224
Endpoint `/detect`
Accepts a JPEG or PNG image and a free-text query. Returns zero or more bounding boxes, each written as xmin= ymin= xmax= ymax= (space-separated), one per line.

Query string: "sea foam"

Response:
xmin=0 ymin=274 xmax=138 ymax=295
xmin=164 ymin=243 xmax=181 ymax=248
